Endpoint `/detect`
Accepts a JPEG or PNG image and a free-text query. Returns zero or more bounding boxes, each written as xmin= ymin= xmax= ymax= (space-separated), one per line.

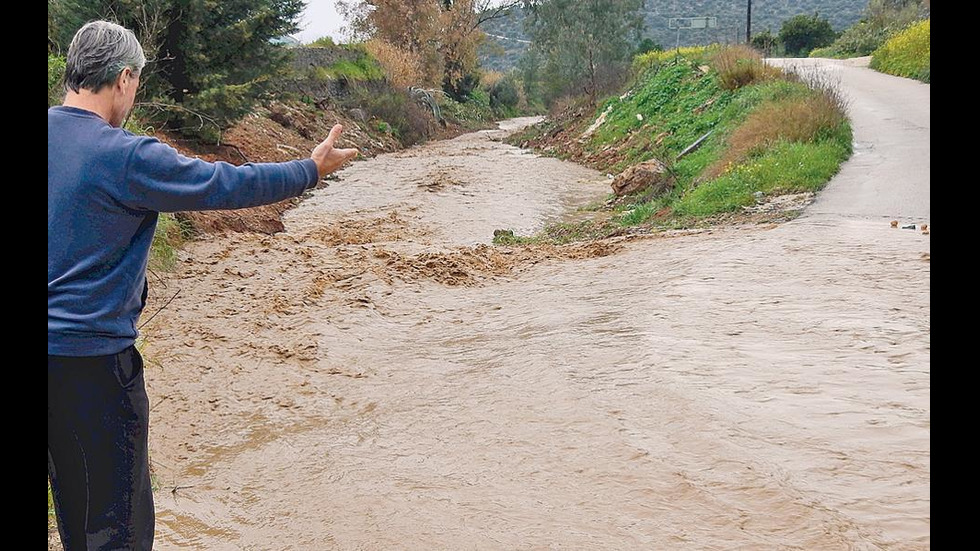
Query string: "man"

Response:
xmin=48 ymin=20 xmax=358 ymax=549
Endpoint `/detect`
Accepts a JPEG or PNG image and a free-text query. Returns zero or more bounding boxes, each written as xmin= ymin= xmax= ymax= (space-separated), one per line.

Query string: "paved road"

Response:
xmin=769 ymin=56 xmax=930 ymax=221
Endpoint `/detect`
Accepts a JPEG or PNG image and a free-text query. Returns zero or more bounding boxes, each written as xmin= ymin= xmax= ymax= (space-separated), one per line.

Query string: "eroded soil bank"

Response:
xmin=129 ymin=114 xmax=929 ymax=549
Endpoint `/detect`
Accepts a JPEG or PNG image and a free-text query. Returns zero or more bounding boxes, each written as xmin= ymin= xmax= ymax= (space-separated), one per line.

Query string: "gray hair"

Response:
xmin=64 ymin=20 xmax=146 ymax=93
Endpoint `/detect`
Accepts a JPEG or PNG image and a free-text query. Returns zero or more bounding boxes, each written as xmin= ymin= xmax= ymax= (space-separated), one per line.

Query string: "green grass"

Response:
xmin=870 ymin=19 xmax=930 ymax=83
xmin=587 ymin=61 xmax=812 ymax=176
xmin=619 ymin=202 xmax=661 ymax=226
xmin=149 ymin=213 xmax=192 ymax=272
xmin=509 ymin=46 xmax=854 ymax=236
xmin=631 ymin=46 xmax=715 ymax=75
xmin=584 ymin=56 xmax=847 ymax=226
xmin=307 ymin=55 xmax=385 ymax=82
xmin=674 ymin=138 xmax=851 ymax=216
xmin=593 ymin=61 xmax=730 ymax=151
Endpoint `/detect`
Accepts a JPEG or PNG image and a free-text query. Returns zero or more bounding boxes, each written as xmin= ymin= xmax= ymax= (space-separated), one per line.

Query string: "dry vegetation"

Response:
xmin=709 ymin=45 xmax=782 ymax=91
xmin=708 ymin=88 xmax=847 ymax=178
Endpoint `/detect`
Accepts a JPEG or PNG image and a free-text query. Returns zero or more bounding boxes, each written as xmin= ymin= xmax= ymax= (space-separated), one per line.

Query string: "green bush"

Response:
xmin=870 ymin=19 xmax=930 ymax=82
xmin=307 ymin=36 xmax=337 ymax=48
xmin=468 ymin=88 xmax=491 ymax=108
xmin=352 ymin=85 xmax=431 ymax=146
xmin=441 ymin=93 xmax=496 ymax=127
xmin=489 ymin=76 xmax=521 ymax=111
xmin=48 ymin=55 xmax=66 ymax=107
xmin=808 ymin=46 xmax=838 ymax=58
xmin=178 ymin=82 xmax=254 ymax=143
xmin=779 ymin=13 xmax=838 ymax=57
xmin=634 ymin=38 xmax=663 ymax=57
xmin=149 ymin=213 xmax=192 ymax=272
xmin=750 ymin=30 xmax=778 ymax=57
xmin=820 ymin=20 xmax=895 ymax=57
xmin=809 ymin=0 xmax=928 ymax=59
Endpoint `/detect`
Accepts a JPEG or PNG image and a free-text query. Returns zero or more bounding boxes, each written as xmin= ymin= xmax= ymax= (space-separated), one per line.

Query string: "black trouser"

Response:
xmin=48 ymin=345 xmax=154 ymax=550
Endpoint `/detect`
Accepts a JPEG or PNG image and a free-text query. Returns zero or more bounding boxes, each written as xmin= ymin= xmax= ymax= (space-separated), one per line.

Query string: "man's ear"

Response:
xmin=118 ymin=68 xmax=133 ymax=88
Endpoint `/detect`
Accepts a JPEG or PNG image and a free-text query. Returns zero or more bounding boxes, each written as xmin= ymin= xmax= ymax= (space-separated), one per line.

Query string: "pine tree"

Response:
xmin=48 ymin=0 xmax=304 ymax=140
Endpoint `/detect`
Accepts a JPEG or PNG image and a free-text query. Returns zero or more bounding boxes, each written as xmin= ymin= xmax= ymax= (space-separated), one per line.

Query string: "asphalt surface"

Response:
xmin=768 ymin=56 xmax=930 ymax=222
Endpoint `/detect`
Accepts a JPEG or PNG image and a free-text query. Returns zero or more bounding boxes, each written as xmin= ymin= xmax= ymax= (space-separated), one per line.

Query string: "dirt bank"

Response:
xmin=155 ymin=100 xmax=482 ymax=236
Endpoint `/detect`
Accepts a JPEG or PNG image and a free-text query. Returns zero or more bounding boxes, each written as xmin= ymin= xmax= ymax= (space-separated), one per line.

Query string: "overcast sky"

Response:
xmin=292 ymin=0 xmax=347 ymax=43
xmin=291 ymin=0 xmax=515 ymax=44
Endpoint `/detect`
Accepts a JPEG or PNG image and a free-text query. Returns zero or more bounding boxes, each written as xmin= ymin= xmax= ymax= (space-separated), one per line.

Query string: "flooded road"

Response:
xmin=142 ymin=62 xmax=930 ymax=550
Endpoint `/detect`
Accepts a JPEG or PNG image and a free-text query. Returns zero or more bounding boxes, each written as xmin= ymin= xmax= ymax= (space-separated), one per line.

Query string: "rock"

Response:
xmin=611 ymin=159 xmax=674 ymax=197
xmin=348 ymin=108 xmax=368 ymax=122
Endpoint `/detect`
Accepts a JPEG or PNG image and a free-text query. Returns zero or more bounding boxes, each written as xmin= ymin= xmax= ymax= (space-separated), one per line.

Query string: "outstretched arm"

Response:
xmin=119 ymin=123 xmax=360 ymax=213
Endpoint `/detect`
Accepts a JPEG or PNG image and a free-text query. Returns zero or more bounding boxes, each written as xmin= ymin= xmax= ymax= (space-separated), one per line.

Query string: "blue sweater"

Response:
xmin=48 ymin=106 xmax=319 ymax=356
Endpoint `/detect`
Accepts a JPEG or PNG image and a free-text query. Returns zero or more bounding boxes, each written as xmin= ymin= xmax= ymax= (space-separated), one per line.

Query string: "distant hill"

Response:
xmin=479 ymin=0 xmax=870 ymax=72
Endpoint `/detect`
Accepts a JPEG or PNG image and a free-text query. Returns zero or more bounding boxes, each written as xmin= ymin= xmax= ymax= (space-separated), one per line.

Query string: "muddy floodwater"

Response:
xmin=137 ymin=107 xmax=929 ymax=549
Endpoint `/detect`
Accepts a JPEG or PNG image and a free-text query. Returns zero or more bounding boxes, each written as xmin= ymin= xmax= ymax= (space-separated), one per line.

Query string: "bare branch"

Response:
xmin=475 ymin=0 xmax=521 ymax=28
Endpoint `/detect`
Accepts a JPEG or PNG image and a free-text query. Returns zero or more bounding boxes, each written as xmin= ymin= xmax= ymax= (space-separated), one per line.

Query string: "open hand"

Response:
xmin=311 ymin=124 xmax=359 ymax=178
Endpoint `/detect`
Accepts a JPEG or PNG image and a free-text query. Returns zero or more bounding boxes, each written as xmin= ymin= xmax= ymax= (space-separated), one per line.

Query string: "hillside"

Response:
xmin=503 ymin=46 xmax=853 ymax=234
xmin=480 ymin=0 xmax=870 ymax=71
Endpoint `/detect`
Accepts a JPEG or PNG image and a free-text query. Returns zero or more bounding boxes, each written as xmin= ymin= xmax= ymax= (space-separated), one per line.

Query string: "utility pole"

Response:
xmin=746 ymin=0 xmax=753 ymax=44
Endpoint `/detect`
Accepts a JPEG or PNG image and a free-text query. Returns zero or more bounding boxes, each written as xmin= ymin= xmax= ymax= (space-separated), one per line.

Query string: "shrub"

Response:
xmin=489 ymin=75 xmax=521 ymax=111
xmin=709 ymin=88 xmax=847 ymax=177
xmin=632 ymin=46 xmax=713 ymax=75
xmin=48 ymin=54 xmax=66 ymax=107
xmin=440 ymin=94 xmax=495 ymax=127
xmin=710 ymin=45 xmax=781 ymax=91
xmin=811 ymin=0 xmax=929 ymax=59
xmin=149 ymin=213 xmax=192 ymax=272
xmin=779 ymin=13 xmax=837 ymax=57
xmin=307 ymin=36 xmax=337 ymax=48
xmin=822 ymin=20 xmax=895 ymax=57
xmin=750 ymin=30 xmax=779 ymax=57
xmin=327 ymin=57 xmax=386 ymax=81
xmin=364 ymin=39 xmax=427 ymax=89
xmin=448 ymin=73 xmax=482 ymax=102
xmin=352 ymin=85 xmax=430 ymax=146
xmin=635 ymin=38 xmax=664 ymax=57
xmin=808 ymin=46 xmax=837 ymax=58
xmin=870 ymin=19 xmax=930 ymax=82
xmin=178 ymin=83 xmax=254 ymax=143
xmin=480 ymin=71 xmax=505 ymax=90
xmin=468 ymin=87 xmax=491 ymax=108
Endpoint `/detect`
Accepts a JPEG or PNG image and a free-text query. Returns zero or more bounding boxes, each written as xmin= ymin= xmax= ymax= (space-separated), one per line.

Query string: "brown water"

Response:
xmin=141 ymin=117 xmax=930 ymax=549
